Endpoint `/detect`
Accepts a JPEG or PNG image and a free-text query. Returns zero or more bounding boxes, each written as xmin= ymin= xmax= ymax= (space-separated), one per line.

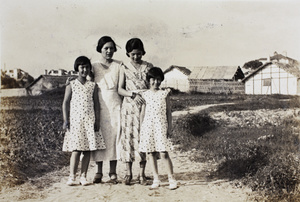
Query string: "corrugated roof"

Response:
xmin=242 ymin=62 xmax=300 ymax=82
xmin=164 ymin=65 xmax=191 ymax=75
xmin=188 ymin=66 xmax=239 ymax=80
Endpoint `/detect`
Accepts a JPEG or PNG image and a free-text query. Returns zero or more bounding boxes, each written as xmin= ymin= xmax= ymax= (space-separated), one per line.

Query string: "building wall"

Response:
xmin=245 ymin=64 xmax=298 ymax=95
xmin=0 ymin=88 xmax=28 ymax=97
xmin=161 ymin=69 xmax=189 ymax=92
xmin=189 ymin=79 xmax=244 ymax=94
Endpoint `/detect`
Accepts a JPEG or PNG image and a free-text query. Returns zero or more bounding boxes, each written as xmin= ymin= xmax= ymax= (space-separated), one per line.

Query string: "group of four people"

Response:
xmin=62 ymin=36 xmax=177 ymax=190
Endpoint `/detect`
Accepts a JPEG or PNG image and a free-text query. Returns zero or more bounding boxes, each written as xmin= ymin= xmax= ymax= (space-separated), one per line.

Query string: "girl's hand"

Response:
xmin=63 ymin=121 xmax=69 ymax=131
xmin=94 ymin=122 xmax=100 ymax=132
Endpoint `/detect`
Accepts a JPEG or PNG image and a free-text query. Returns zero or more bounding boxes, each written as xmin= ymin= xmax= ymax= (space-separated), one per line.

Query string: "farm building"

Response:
xmin=26 ymin=75 xmax=76 ymax=95
xmin=243 ymin=62 xmax=300 ymax=95
xmin=162 ymin=66 xmax=191 ymax=92
xmin=161 ymin=65 xmax=244 ymax=93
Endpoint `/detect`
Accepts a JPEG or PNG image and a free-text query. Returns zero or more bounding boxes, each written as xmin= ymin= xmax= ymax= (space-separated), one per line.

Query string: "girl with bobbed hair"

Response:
xmin=62 ymin=56 xmax=105 ymax=186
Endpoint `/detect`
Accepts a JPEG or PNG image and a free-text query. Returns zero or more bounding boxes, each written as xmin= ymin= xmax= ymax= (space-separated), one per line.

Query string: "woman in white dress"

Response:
xmin=90 ymin=36 xmax=123 ymax=183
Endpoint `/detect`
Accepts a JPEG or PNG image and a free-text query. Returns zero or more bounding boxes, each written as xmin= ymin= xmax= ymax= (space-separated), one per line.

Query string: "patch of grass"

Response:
xmin=171 ymin=93 xmax=300 ymax=112
xmin=171 ymin=104 xmax=300 ymax=200
xmin=0 ymin=109 xmax=69 ymax=191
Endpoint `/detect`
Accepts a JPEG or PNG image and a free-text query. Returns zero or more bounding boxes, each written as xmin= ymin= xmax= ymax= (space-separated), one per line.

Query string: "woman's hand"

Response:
xmin=65 ymin=77 xmax=76 ymax=85
xmin=134 ymin=93 xmax=145 ymax=105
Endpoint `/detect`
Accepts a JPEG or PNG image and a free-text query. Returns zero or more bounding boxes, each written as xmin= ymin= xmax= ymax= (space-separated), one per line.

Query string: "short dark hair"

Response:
xmin=125 ymin=38 xmax=146 ymax=56
xmin=146 ymin=67 xmax=164 ymax=82
xmin=74 ymin=56 xmax=92 ymax=71
xmin=96 ymin=36 xmax=117 ymax=53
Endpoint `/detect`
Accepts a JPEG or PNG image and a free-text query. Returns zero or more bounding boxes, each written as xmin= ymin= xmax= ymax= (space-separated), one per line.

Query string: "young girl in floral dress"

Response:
xmin=62 ymin=56 xmax=106 ymax=186
xmin=139 ymin=67 xmax=178 ymax=190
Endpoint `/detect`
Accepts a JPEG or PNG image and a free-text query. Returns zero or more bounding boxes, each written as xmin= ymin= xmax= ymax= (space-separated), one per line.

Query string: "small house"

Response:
xmin=161 ymin=65 xmax=244 ymax=93
xmin=243 ymin=62 xmax=300 ymax=95
xmin=26 ymin=75 xmax=76 ymax=95
xmin=162 ymin=66 xmax=191 ymax=92
xmin=46 ymin=69 xmax=68 ymax=76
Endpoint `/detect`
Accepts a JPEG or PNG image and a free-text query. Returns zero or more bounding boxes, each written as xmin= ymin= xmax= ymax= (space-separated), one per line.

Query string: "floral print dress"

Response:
xmin=63 ymin=79 xmax=106 ymax=151
xmin=118 ymin=61 xmax=153 ymax=162
xmin=139 ymin=89 xmax=172 ymax=152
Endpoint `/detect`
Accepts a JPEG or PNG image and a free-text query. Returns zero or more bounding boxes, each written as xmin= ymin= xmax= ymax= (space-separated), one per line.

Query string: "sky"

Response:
xmin=1 ymin=0 xmax=300 ymax=78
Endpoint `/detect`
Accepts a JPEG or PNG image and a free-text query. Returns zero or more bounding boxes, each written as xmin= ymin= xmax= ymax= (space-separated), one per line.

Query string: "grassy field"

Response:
xmin=0 ymin=89 xmax=299 ymax=201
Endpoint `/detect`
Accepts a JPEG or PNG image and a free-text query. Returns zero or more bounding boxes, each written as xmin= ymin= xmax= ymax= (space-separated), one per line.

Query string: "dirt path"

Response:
xmin=0 ymin=103 xmax=255 ymax=202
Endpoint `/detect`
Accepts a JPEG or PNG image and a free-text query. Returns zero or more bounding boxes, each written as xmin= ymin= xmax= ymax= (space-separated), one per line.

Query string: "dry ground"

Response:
xmin=3 ymin=103 xmax=295 ymax=202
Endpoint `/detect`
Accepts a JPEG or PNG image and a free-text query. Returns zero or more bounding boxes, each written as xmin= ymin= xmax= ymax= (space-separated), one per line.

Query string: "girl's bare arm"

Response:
xmin=140 ymin=103 xmax=146 ymax=127
xmin=93 ymin=84 xmax=100 ymax=131
xmin=166 ymin=94 xmax=172 ymax=138
xmin=62 ymin=84 xmax=72 ymax=130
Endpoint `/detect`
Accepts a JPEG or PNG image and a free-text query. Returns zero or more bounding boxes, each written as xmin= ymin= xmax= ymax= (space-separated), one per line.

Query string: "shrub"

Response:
xmin=172 ymin=113 xmax=216 ymax=148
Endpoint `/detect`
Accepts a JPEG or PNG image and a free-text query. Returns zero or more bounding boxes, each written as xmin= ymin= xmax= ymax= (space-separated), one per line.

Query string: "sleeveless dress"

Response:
xmin=63 ymin=79 xmax=106 ymax=151
xmin=90 ymin=60 xmax=123 ymax=161
xmin=118 ymin=61 xmax=153 ymax=162
xmin=139 ymin=89 xmax=172 ymax=152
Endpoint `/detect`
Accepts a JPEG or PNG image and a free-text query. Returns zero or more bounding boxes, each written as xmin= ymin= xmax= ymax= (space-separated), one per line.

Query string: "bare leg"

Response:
xmin=161 ymin=152 xmax=177 ymax=190
xmin=70 ymin=151 xmax=81 ymax=178
xmin=148 ymin=152 xmax=159 ymax=180
xmin=161 ymin=152 xmax=174 ymax=177
xmin=80 ymin=151 xmax=90 ymax=177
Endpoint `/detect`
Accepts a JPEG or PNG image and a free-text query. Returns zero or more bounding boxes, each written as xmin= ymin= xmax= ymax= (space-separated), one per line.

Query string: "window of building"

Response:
xmin=263 ymin=78 xmax=271 ymax=86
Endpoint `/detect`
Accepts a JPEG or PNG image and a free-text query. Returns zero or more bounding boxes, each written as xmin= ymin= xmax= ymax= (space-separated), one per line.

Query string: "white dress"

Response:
xmin=139 ymin=89 xmax=172 ymax=152
xmin=90 ymin=60 xmax=123 ymax=161
xmin=63 ymin=79 xmax=106 ymax=151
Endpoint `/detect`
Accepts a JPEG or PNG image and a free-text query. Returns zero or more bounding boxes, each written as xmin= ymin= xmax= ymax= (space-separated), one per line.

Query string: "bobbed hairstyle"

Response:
xmin=96 ymin=36 xmax=117 ymax=53
xmin=146 ymin=67 xmax=164 ymax=82
xmin=74 ymin=56 xmax=92 ymax=72
xmin=125 ymin=38 xmax=146 ymax=56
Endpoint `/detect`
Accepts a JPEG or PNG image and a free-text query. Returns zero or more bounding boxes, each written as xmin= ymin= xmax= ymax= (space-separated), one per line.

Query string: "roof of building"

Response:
xmin=242 ymin=62 xmax=300 ymax=82
xmin=164 ymin=65 xmax=191 ymax=76
xmin=26 ymin=75 xmax=76 ymax=89
xmin=188 ymin=66 xmax=239 ymax=80
xmin=270 ymin=53 xmax=298 ymax=64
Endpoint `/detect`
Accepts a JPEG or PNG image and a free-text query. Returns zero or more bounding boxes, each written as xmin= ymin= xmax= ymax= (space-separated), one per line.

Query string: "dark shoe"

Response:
xmin=123 ymin=175 xmax=132 ymax=185
xmin=106 ymin=173 xmax=118 ymax=184
xmin=93 ymin=173 xmax=103 ymax=184
xmin=139 ymin=176 xmax=150 ymax=186
xmin=137 ymin=174 xmax=152 ymax=181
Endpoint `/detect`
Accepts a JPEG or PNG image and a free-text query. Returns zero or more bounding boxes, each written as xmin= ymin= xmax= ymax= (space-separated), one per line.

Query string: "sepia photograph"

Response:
xmin=1 ymin=0 xmax=300 ymax=201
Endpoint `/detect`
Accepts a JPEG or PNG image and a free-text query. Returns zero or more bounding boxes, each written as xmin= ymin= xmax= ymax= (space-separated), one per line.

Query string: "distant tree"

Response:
xmin=243 ymin=60 xmax=263 ymax=70
xmin=1 ymin=76 xmax=19 ymax=88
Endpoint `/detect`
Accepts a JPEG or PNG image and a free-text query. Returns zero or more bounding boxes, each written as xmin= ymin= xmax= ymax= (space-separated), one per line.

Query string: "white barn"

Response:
xmin=161 ymin=65 xmax=245 ymax=93
xmin=243 ymin=62 xmax=300 ymax=95
xmin=161 ymin=66 xmax=191 ymax=92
